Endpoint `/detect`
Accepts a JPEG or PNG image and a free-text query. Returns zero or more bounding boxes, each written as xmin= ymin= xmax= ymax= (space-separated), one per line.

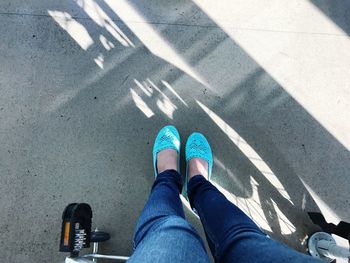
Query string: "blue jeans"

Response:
xmin=128 ymin=170 xmax=320 ymax=263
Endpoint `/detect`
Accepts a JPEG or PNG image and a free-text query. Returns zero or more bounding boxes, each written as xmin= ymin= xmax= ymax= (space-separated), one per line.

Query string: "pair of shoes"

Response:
xmin=153 ymin=125 xmax=213 ymax=197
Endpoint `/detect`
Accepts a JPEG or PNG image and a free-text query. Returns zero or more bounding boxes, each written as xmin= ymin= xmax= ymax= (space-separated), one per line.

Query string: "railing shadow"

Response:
xmin=5 ymin=0 xmax=348 ymax=262
xmin=309 ymin=0 xmax=350 ymax=35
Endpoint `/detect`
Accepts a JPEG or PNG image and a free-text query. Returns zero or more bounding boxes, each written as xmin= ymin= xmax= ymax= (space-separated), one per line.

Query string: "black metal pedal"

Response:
xmin=59 ymin=203 xmax=93 ymax=256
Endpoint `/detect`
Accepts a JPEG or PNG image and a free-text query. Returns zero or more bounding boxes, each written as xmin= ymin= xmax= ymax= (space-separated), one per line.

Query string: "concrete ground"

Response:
xmin=0 ymin=0 xmax=349 ymax=262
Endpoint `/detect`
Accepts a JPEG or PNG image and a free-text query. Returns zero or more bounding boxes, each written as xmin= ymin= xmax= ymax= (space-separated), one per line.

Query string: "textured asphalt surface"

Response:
xmin=0 ymin=0 xmax=349 ymax=262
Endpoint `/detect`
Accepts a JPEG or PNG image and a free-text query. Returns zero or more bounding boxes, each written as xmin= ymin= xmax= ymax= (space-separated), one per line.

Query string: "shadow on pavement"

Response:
xmin=309 ymin=0 xmax=350 ymax=35
xmin=2 ymin=0 xmax=349 ymax=262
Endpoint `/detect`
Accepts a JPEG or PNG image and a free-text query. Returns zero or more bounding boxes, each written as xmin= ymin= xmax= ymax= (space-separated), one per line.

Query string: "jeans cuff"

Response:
xmin=155 ymin=169 xmax=183 ymax=193
xmin=187 ymin=174 xmax=207 ymax=209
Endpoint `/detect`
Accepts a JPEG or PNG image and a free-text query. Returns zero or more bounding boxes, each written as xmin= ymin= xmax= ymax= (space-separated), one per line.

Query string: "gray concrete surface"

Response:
xmin=0 ymin=0 xmax=349 ymax=262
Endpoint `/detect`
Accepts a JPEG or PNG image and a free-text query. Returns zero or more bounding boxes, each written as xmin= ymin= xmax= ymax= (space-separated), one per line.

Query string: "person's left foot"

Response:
xmin=157 ymin=149 xmax=178 ymax=173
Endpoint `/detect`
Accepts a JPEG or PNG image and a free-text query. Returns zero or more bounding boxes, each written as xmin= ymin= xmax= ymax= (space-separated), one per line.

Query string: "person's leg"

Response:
xmin=188 ymin=174 xmax=320 ymax=263
xmin=129 ymin=126 xmax=210 ymax=263
xmin=132 ymin=168 xmax=186 ymax=246
xmin=129 ymin=169 xmax=209 ymax=263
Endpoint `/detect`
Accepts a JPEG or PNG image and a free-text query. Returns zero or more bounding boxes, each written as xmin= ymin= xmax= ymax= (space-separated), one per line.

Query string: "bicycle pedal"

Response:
xmin=59 ymin=203 xmax=92 ymax=256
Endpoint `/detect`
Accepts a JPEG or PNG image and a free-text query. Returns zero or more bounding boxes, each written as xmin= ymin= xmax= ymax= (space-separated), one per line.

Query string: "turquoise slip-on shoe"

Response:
xmin=183 ymin=132 xmax=213 ymax=199
xmin=153 ymin=125 xmax=181 ymax=178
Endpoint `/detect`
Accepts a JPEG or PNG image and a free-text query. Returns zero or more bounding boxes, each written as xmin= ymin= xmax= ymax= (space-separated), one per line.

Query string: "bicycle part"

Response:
xmin=60 ymin=203 xmax=93 ymax=257
xmin=82 ymin=254 xmax=129 ymax=261
xmin=91 ymin=230 xmax=110 ymax=243
xmin=308 ymin=232 xmax=350 ymax=262
xmin=308 ymin=212 xmax=350 ymax=241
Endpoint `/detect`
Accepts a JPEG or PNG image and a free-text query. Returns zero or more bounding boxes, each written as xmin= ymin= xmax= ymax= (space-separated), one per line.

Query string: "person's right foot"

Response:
xmin=157 ymin=149 xmax=178 ymax=174
xmin=188 ymin=157 xmax=208 ymax=181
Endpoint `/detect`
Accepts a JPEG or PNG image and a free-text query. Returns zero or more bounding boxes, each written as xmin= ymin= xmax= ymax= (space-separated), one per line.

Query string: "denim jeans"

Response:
xmin=128 ymin=170 xmax=320 ymax=263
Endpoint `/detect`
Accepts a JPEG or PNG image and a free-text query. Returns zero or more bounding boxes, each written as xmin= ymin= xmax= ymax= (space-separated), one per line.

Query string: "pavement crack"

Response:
xmin=0 ymin=11 xmax=347 ymax=37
